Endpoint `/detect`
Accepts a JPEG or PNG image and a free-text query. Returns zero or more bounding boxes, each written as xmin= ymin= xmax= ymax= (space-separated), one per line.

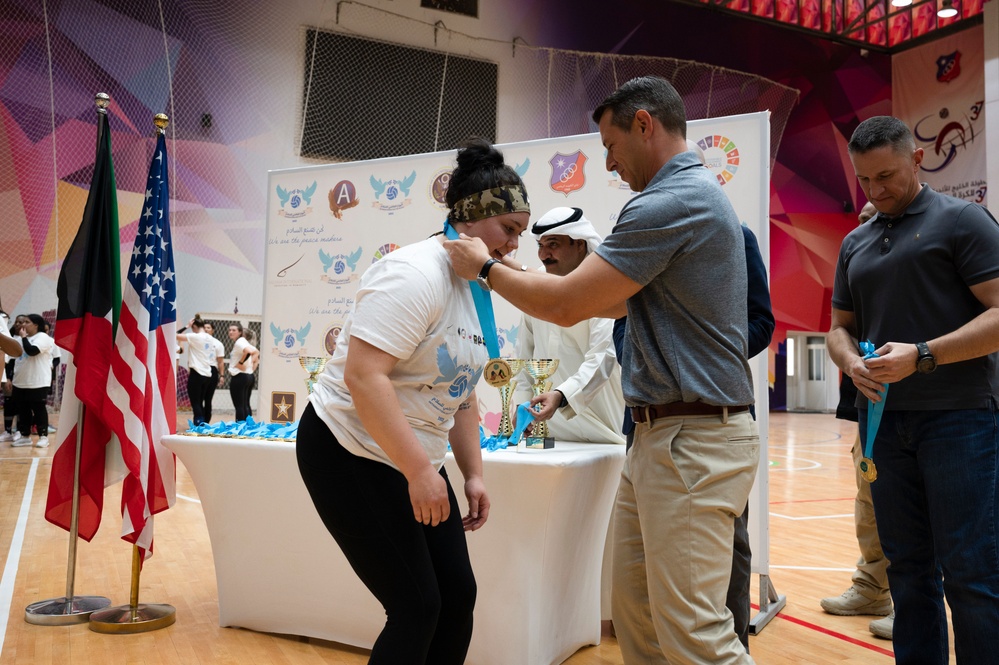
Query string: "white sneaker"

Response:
xmin=869 ymin=611 xmax=894 ymax=639
xmin=0 ymin=431 xmax=12 ymax=442
xmin=10 ymin=432 xmax=31 ymax=447
xmin=820 ymin=586 xmax=892 ymax=616
xmin=34 ymin=436 xmax=49 ymax=448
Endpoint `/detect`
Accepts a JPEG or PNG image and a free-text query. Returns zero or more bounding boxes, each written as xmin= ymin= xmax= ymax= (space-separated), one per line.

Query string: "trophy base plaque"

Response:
xmin=525 ymin=436 xmax=555 ymax=450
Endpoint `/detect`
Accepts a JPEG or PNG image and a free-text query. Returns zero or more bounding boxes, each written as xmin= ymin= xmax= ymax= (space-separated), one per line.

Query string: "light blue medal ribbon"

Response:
xmin=478 ymin=402 xmax=536 ymax=451
xmin=443 ymin=222 xmax=512 ymax=387
xmin=858 ymin=340 xmax=887 ymax=482
xmin=443 ymin=222 xmax=532 ymax=450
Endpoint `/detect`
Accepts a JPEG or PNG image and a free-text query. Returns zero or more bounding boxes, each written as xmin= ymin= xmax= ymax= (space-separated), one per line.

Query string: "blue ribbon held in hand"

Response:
xmin=858 ymin=340 xmax=888 ymax=482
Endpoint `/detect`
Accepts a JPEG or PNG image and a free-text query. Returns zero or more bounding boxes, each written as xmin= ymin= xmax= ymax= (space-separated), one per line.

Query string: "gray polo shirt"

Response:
xmin=596 ymin=151 xmax=754 ymax=408
xmin=832 ymin=185 xmax=999 ymax=410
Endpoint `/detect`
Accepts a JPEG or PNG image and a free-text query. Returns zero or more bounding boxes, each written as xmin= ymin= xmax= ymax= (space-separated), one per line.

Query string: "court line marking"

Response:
xmin=176 ymin=493 xmax=201 ymax=504
xmin=768 ymin=456 xmax=822 ymax=471
xmin=770 ymin=497 xmax=854 ymax=504
xmin=770 ymin=512 xmax=853 ymax=521
xmin=0 ymin=457 xmax=39 ymax=657
xmin=770 ymin=565 xmax=854 ymax=572
xmin=751 ymin=603 xmax=895 ymax=658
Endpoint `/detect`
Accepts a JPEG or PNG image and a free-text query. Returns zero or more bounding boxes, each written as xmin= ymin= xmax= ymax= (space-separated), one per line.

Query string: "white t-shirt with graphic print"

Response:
xmin=311 ymin=237 xmax=488 ymax=471
xmin=184 ymin=331 xmax=216 ymax=378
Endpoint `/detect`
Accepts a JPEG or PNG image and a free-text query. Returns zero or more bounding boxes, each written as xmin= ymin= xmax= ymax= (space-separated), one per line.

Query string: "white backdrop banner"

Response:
xmin=262 ymin=112 xmax=773 ymax=571
xmin=893 ymin=25 xmax=987 ymax=206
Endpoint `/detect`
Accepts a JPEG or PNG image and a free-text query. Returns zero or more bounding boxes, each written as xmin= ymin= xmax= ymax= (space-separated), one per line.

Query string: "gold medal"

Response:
xmin=484 ymin=358 xmax=513 ymax=388
xmin=859 ymin=457 xmax=878 ymax=483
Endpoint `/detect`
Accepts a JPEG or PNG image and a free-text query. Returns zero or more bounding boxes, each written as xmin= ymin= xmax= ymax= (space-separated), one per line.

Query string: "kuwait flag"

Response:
xmin=46 ymin=108 xmax=122 ymax=541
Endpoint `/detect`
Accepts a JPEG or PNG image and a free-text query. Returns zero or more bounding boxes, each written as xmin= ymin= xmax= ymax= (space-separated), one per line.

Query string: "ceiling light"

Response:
xmin=938 ymin=0 xmax=958 ymax=18
xmin=890 ymin=0 xmax=912 ymax=6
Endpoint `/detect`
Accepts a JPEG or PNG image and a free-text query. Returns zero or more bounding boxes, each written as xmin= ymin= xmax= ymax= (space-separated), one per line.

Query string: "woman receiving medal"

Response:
xmin=296 ymin=137 xmax=530 ymax=665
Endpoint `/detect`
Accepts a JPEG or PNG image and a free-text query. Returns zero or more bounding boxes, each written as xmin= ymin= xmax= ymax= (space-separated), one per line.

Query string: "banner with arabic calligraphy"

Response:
xmin=893 ymin=24 xmax=987 ymax=206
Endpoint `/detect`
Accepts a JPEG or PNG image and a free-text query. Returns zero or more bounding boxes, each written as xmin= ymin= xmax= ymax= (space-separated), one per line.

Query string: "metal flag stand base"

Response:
xmin=89 ymin=544 xmax=176 ymax=634
xmin=25 ymin=596 xmax=112 ymax=626
xmin=25 ymin=399 xmax=111 ymax=625
xmin=88 ymin=602 xmax=176 ymax=634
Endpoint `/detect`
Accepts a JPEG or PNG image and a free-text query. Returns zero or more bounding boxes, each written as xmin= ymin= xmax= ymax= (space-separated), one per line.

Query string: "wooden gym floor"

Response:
xmin=0 ymin=411 xmax=955 ymax=664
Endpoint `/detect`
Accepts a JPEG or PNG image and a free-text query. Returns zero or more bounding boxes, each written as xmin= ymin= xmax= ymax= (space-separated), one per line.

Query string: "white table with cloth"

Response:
xmin=162 ymin=435 xmax=625 ymax=665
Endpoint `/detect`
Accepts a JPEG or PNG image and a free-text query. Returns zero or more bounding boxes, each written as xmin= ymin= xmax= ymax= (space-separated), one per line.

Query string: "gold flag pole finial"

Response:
xmin=153 ymin=113 xmax=169 ymax=135
xmin=95 ymin=92 xmax=110 ymax=114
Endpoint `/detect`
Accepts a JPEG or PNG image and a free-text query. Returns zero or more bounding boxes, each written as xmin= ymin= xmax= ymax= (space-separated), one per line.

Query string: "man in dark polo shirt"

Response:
xmin=829 ymin=115 xmax=999 ymax=665
xmin=445 ymin=75 xmax=758 ymax=664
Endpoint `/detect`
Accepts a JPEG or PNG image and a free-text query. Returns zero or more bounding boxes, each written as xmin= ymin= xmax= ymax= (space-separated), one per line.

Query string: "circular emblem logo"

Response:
xmin=696 ymin=135 xmax=740 ymax=186
xmin=334 ymin=260 xmax=346 ymax=275
xmin=324 ymin=324 xmax=342 ymax=356
xmin=386 ymin=185 xmax=398 ymax=201
xmin=283 ymin=333 xmax=295 ymax=349
xmin=372 ymin=243 xmax=401 ymax=263
xmin=291 ymin=194 xmax=302 ymax=208
xmin=430 ymin=169 xmax=451 ymax=208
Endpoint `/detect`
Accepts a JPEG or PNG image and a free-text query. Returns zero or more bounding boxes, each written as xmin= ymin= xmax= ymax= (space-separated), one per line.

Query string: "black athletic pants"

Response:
xmin=296 ymin=403 xmax=476 ymax=665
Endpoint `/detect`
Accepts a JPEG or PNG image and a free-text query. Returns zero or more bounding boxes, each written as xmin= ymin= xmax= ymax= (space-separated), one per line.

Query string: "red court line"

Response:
xmin=769 ymin=497 xmax=854 ymax=505
xmin=752 ymin=604 xmax=894 ymax=657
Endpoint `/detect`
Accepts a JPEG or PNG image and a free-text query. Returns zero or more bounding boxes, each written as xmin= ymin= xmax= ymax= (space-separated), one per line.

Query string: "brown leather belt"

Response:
xmin=630 ymin=402 xmax=750 ymax=425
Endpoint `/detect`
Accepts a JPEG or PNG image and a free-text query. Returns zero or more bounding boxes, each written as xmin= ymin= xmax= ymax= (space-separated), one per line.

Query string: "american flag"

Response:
xmin=102 ymin=131 xmax=177 ymax=561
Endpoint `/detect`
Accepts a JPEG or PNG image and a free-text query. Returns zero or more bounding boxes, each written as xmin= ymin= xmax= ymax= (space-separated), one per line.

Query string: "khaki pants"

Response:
xmin=612 ymin=411 xmax=759 ymax=664
xmin=851 ymin=431 xmax=890 ymax=599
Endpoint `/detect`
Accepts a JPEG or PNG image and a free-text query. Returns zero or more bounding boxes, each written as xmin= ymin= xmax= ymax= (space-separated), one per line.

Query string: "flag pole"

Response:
xmin=25 ymin=93 xmax=121 ymax=626
xmin=89 ymin=112 xmax=176 ymax=634
xmin=24 ymin=407 xmax=112 ymax=625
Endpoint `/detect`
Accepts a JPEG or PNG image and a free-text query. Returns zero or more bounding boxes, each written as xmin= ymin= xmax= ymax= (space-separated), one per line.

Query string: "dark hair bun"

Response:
xmin=445 ymin=137 xmax=522 ymax=212
xmin=455 ymin=137 xmax=504 ymax=172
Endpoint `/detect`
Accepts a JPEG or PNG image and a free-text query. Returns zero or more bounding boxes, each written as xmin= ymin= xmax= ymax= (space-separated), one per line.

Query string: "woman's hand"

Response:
xmin=407 ymin=465 xmax=450 ymax=527
xmin=462 ymin=476 xmax=489 ymax=531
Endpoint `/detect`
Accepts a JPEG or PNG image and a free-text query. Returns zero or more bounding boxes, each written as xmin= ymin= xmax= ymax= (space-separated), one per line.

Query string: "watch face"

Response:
xmin=917 ymin=356 xmax=936 ymax=373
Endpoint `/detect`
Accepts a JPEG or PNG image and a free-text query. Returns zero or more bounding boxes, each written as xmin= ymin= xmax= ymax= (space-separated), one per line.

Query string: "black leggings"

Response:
xmin=14 ymin=386 xmax=48 ymax=437
xmin=3 ymin=387 xmax=17 ymax=432
xmin=296 ymin=403 xmax=476 ymax=665
xmin=229 ymin=372 xmax=253 ymax=421
xmin=187 ymin=370 xmax=213 ymax=425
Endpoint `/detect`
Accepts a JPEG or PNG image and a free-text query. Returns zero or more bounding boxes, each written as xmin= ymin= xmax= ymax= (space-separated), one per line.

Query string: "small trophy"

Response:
xmin=495 ymin=359 xmax=526 ymax=440
xmin=523 ymin=359 xmax=560 ymax=449
xmin=299 ymin=356 xmax=328 ymax=394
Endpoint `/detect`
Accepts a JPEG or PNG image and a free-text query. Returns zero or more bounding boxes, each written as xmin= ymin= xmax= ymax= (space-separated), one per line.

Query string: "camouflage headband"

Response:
xmin=449 ymin=185 xmax=531 ymax=224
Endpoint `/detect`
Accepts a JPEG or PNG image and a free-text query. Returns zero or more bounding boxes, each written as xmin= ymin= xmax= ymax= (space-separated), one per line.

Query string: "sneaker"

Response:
xmin=10 ymin=432 xmax=31 ymax=447
xmin=34 ymin=436 xmax=49 ymax=448
xmin=869 ymin=611 xmax=894 ymax=639
xmin=0 ymin=431 xmax=12 ymax=442
xmin=820 ymin=586 xmax=892 ymax=616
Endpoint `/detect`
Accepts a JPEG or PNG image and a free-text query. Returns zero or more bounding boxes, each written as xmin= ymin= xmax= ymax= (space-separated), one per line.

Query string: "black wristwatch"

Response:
xmin=556 ymin=390 xmax=568 ymax=409
xmin=915 ymin=341 xmax=936 ymax=374
xmin=476 ymin=258 xmax=500 ymax=292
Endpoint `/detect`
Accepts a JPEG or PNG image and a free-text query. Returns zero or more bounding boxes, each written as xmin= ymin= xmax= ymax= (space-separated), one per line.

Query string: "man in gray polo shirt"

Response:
xmin=445 ymin=75 xmax=758 ymax=664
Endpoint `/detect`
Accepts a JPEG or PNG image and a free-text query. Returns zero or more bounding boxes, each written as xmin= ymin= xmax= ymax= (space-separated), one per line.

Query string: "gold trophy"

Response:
xmin=495 ymin=359 xmax=526 ymax=440
xmin=299 ymin=356 xmax=328 ymax=394
xmin=523 ymin=359 xmax=560 ymax=449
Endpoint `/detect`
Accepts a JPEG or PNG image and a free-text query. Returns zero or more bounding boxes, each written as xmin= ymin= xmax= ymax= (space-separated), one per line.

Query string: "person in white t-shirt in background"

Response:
xmin=44 ymin=321 xmax=61 ymax=430
xmin=176 ymin=316 xmax=216 ymax=426
xmin=5 ymin=314 xmax=55 ymax=448
xmin=227 ymin=323 xmax=259 ymax=421
xmin=0 ymin=310 xmax=24 ymax=444
xmin=202 ymin=322 xmax=226 ymax=423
